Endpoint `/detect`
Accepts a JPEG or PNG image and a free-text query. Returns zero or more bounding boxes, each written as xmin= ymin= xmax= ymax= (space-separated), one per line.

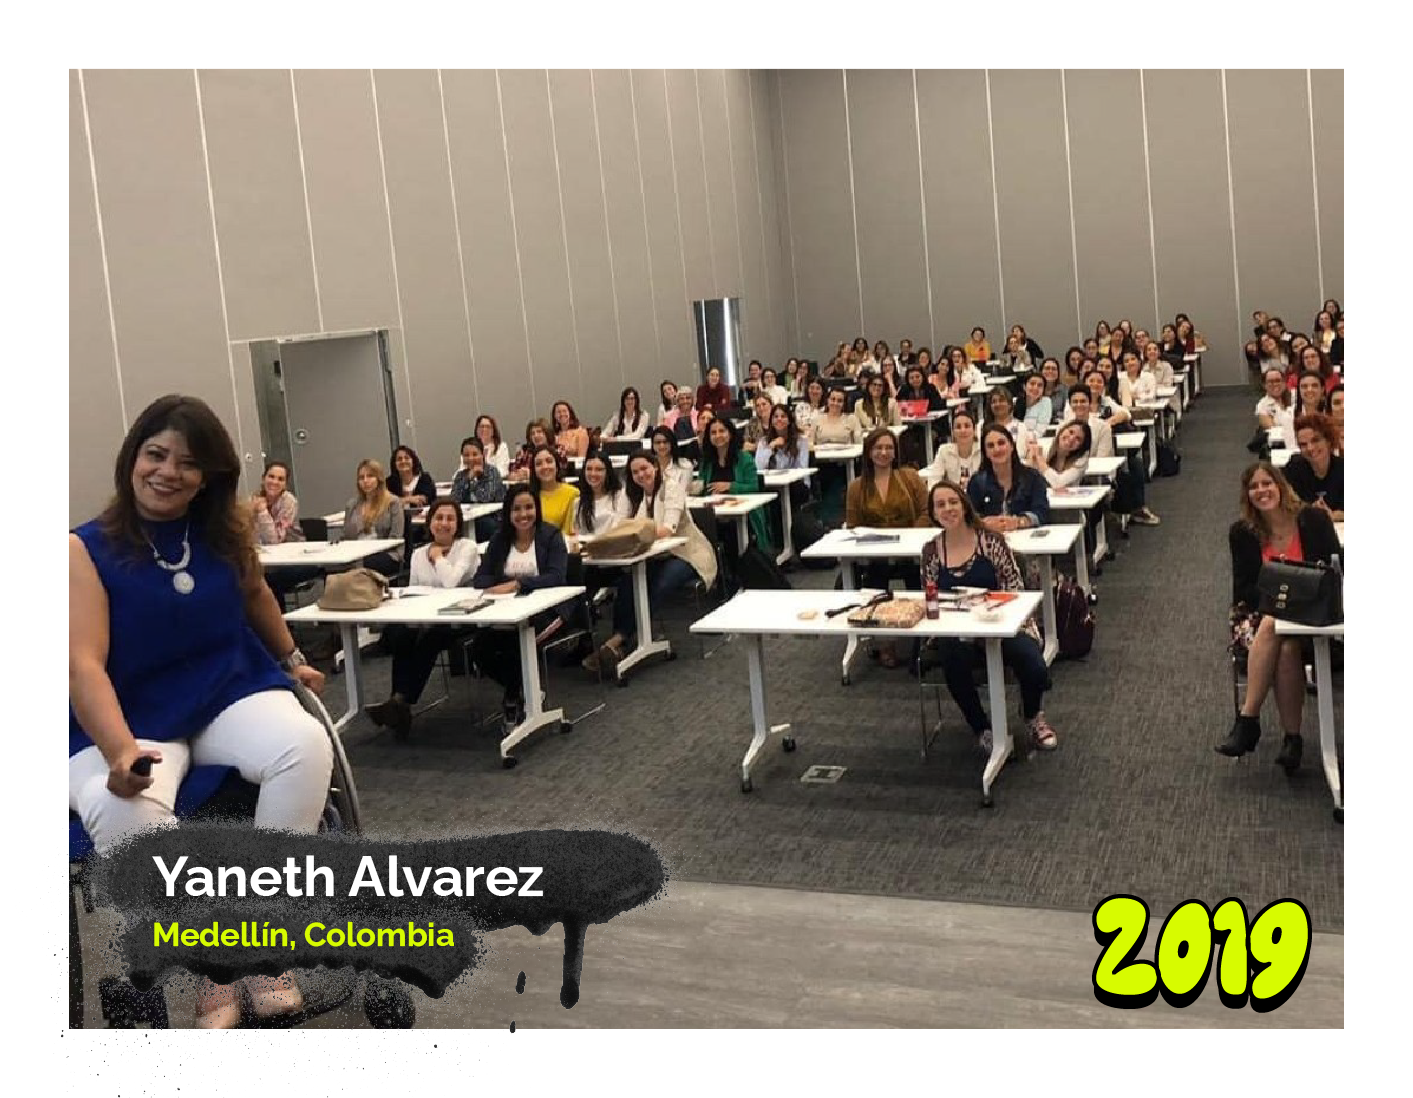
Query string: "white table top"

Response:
xmin=687 ymin=492 xmax=776 ymax=517
xmin=813 ymin=444 xmax=863 ymax=462
xmin=1270 ymin=449 xmax=1293 ymax=468
xmin=324 ymin=502 xmax=499 ymax=528
xmin=1046 ymin=485 xmax=1109 ymax=511
xmin=1136 ymin=399 xmax=1168 ymax=413
xmin=800 ymin=524 xmax=1079 ymax=561
xmin=1334 ymin=522 xmax=1344 ymax=545
xmin=690 ymin=588 xmax=1042 ymax=640
xmin=283 ymin=584 xmax=584 ymax=626
xmin=1084 ymin=456 xmax=1125 ymax=478
xmin=901 ymin=410 xmax=948 ymax=424
xmin=1273 ymin=618 xmax=1344 ymax=638
xmin=1156 ymin=386 xmax=1178 ymax=399
xmin=761 ymin=467 xmax=817 ymax=486
xmin=1005 ymin=524 xmax=1082 ymax=554
xmin=258 ymin=539 xmax=402 ymax=568
xmin=578 ymin=536 xmax=687 ymax=567
xmin=1115 ymin=431 xmax=1145 ymax=449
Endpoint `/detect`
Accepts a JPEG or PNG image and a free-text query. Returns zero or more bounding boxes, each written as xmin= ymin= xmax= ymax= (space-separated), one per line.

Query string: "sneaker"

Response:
xmin=1028 ymin=712 xmax=1058 ymax=751
xmin=1130 ymin=508 xmax=1161 ymax=526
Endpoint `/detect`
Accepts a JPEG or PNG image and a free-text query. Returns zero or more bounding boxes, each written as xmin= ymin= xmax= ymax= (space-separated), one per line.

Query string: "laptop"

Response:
xmin=897 ymin=398 xmax=929 ymax=418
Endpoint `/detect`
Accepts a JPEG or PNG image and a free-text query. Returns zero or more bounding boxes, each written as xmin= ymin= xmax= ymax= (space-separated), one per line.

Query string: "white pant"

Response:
xmin=69 ymin=689 xmax=334 ymax=854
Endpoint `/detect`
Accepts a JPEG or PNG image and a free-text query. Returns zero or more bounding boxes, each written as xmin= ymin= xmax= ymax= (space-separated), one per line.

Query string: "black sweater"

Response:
xmin=1281 ymin=454 xmax=1344 ymax=512
xmin=1228 ymin=507 xmax=1341 ymax=611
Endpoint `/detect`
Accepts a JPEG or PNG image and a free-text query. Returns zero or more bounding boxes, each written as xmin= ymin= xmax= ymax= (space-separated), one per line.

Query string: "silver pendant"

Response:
xmin=172 ymin=571 xmax=196 ymax=595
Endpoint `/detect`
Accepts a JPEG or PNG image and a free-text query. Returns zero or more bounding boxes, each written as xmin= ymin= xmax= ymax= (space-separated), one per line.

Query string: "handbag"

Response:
xmin=1256 ymin=557 xmax=1342 ymax=626
xmin=847 ymin=598 xmax=926 ymax=629
xmin=317 ymin=567 xmax=389 ymax=610
xmin=582 ymin=517 xmax=657 ymax=560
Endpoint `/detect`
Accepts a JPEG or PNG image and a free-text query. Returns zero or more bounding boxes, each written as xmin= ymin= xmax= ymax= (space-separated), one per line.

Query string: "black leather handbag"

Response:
xmin=1257 ymin=557 xmax=1342 ymax=626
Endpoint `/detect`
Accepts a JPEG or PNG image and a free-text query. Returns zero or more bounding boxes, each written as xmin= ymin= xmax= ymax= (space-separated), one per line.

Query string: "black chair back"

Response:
xmin=299 ymin=517 xmax=329 ymax=541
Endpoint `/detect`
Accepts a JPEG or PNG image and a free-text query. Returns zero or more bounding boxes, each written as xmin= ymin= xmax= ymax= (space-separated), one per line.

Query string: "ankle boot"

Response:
xmin=1275 ymin=734 xmax=1303 ymax=773
xmin=1215 ymin=714 xmax=1261 ymax=757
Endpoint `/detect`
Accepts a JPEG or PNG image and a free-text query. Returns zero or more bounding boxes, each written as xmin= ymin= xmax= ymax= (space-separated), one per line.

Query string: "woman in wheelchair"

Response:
xmin=366 ymin=499 xmax=482 ymax=740
xmin=1219 ymin=462 xmax=1342 ymax=771
xmin=69 ymin=395 xmax=334 ymax=1028
xmin=921 ymin=480 xmax=1057 ymax=753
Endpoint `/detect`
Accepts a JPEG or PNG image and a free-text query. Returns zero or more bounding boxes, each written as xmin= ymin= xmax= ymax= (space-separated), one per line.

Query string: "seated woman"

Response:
xmin=251 ymin=461 xmax=314 ymax=603
xmin=649 ymin=426 xmax=697 ymax=497
xmin=1159 ymin=323 xmax=1184 ymax=360
xmin=759 ymin=367 xmax=789 ymax=406
xmin=551 ymin=400 xmax=591 ymax=460
xmin=1219 ymin=463 xmax=1342 ymax=771
xmin=1175 ymin=316 xmax=1204 ymax=354
xmin=1038 ymin=358 xmax=1067 ymax=422
xmin=966 ymin=424 xmax=1050 ymax=533
xmin=743 ymin=392 xmax=775 ymax=452
xmin=784 ymin=358 xmax=807 ymax=397
xmin=1256 ymin=332 xmax=1288 ymax=374
xmin=964 ymin=326 xmax=992 ymax=364
xmin=574 ymin=452 xmax=626 ymax=538
xmin=365 ymin=499 xmax=481 ymax=740
xmin=984 ymin=387 xmax=1036 ymax=458
xmin=1063 ymin=347 xmax=1087 ymax=387
xmin=387 ymin=445 xmax=436 ymax=509
xmin=1027 ymin=420 xmax=1091 ymax=488
xmin=809 ymin=386 xmax=863 ymax=447
xmin=656 ymin=380 xmax=678 ymax=426
xmin=921 ymin=480 xmax=1057 ymax=751
xmin=1081 ymin=369 xmax=1158 ymax=526
xmin=845 ymin=428 xmax=930 ymax=668
xmin=1291 ymin=344 xmax=1339 ymax=393
xmin=470 ymin=486 xmax=572 ymax=725
xmin=450 ymin=436 xmax=506 ymax=542
xmin=1329 ymin=318 xmax=1344 ymax=369
xmin=508 ymin=418 xmax=557 ymax=482
xmin=70 ymin=394 xmax=331 ymax=1029
xmin=593 ymin=452 xmax=718 ymax=675
xmin=695 ymin=366 xmax=734 ymax=415
xmin=602 ymin=386 xmax=651 ymax=441
xmin=948 ymin=345 xmax=984 ymax=393
xmin=529 ymin=445 xmax=580 ymax=537
xmin=1017 ymin=373 xmax=1053 ymax=435
xmin=854 ymin=373 xmax=901 ymax=431
xmin=474 ymin=414 xmax=512 ymax=477
xmin=342 ymin=459 xmax=405 ymax=576
xmin=794 ymin=377 xmax=829 ymax=432
xmin=1283 ymin=413 xmax=1344 ymax=520
xmin=1294 ymin=371 xmax=1329 ymax=418
xmin=1117 ymin=350 xmax=1157 ymax=416
xmin=999 ymin=333 xmax=1033 ymax=372
xmin=697 ymin=416 xmax=770 ymax=551
xmin=1142 ymin=339 xmax=1175 ymax=389
xmin=663 ymin=386 xmax=702 ymax=441
xmin=926 ymin=408 xmax=983 ymax=490
xmin=1255 ymin=367 xmax=1296 ymax=451
xmin=1094 ymin=320 xmax=1113 ymax=356
xmin=756 ymin=402 xmax=813 ymax=501
xmin=897 ymin=365 xmax=947 ymax=413
xmin=737 ymin=360 xmax=764 ymax=405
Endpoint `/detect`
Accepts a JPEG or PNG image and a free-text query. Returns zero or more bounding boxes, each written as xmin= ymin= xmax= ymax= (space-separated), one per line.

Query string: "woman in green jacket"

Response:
xmin=696 ymin=416 xmax=771 ymax=553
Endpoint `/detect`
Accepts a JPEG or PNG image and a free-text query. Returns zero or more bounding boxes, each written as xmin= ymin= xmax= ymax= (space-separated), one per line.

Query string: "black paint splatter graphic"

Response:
xmin=516 ymin=971 xmax=526 ymax=994
xmin=510 ymin=1021 xmax=516 ymax=1033
xmin=92 ymin=824 xmax=668 ymax=1006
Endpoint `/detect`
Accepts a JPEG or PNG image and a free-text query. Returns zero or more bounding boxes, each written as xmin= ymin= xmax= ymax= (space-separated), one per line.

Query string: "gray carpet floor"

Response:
xmin=317 ymin=387 xmax=1344 ymax=932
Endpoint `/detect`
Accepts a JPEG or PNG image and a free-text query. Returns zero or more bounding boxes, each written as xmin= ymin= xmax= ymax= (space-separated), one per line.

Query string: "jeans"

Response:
xmin=936 ymin=635 xmax=1050 ymax=734
xmin=612 ymin=556 xmax=697 ymax=638
xmin=383 ymin=625 xmax=473 ymax=704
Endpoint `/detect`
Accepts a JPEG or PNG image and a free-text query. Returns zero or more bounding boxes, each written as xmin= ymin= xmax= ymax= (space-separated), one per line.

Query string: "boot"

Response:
xmin=1215 ymin=714 xmax=1261 ymax=757
xmin=1275 ymin=734 xmax=1303 ymax=774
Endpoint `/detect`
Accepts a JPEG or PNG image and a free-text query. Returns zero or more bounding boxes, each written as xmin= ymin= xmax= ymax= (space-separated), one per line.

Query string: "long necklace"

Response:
xmin=148 ymin=522 xmax=195 ymax=595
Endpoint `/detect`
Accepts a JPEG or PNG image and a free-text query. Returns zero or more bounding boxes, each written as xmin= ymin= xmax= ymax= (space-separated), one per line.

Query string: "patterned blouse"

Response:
xmin=919 ymin=529 xmax=1040 ymax=644
xmin=252 ymin=491 xmax=304 ymax=545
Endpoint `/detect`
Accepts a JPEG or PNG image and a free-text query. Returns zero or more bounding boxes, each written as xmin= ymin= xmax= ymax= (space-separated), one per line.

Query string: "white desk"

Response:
xmin=690 ymin=588 xmax=1043 ymax=804
xmin=902 ymin=410 xmax=947 ymax=465
xmin=1173 ymin=368 xmax=1191 ymax=411
xmin=1047 ymin=485 xmax=1110 ymax=584
xmin=687 ymin=493 xmax=775 ymax=554
xmin=1271 ymin=449 xmax=1293 ymax=468
xmin=1273 ymin=619 xmax=1345 ymax=821
xmin=580 ymin=536 xmax=688 ymax=682
xmin=1114 ymin=431 xmax=1144 ymax=454
xmin=1133 ymin=406 xmax=1165 ymax=473
xmin=813 ymin=443 xmax=863 ymax=485
xmin=1083 ymin=456 xmax=1125 ymax=481
xmin=258 ymin=539 xmax=402 ymax=569
xmin=761 ymin=467 xmax=817 ymax=565
xmin=323 ymin=502 xmax=499 ymax=537
xmin=1334 ymin=522 xmax=1344 ymax=545
xmin=284 ymin=585 xmax=586 ymax=764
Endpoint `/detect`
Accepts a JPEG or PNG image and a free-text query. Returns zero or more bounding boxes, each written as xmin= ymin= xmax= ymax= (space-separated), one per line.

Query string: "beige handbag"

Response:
xmin=847 ymin=598 xmax=927 ymax=629
xmin=317 ymin=568 xmax=389 ymax=610
xmin=582 ymin=517 xmax=658 ymax=560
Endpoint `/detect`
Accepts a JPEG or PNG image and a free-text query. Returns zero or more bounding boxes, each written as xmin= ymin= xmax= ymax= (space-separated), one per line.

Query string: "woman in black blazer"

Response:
xmin=1219 ymin=462 xmax=1342 ymax=771
xmin=388 ymin=445 xmax=437 ymax=508
xmin=470 ymin=485 xmax=573 ymax=725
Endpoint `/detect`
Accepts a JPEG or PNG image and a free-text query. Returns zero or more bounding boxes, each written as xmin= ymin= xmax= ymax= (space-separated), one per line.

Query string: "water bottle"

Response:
xmin=925 ymin=580 xmax=940 ymax=620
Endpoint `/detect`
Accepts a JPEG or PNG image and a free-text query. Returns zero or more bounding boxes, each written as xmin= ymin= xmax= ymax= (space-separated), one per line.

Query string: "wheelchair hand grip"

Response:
xmin=130 ymin=757 xmax=154 ymax=778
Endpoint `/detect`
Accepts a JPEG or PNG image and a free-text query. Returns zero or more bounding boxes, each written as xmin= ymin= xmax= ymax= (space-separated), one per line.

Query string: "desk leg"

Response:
xmin=1037 ymin=556 xmax=1057 ymax=666
xmin=617 ymin=559 xmax=672 ymax=680
xmin=739 ymin=635 xmax=790 ymax=792
xmin=1312 ymin=637 xmax=1342 ymax=818
xmin=1071 ymin=530 xmax=1091 ymax=593
xmin=840 ymin=559 xmax=861 ymax=685
xmin=981 ymin=639 xmax=1012 ymax=806
xmin=736 ymin=515 xmax=749 ymax=556
xmin=1092 ymin=502 xmax=1110 ymax=569
xmin=1144 ymin=421 xmax=1157 ymax=476
xmin=499 ymin=622 xmax=567 ymax=764
xmin=924 ymin=424 xmax=936 ymax=466
xmin=333 ymin=623 xmax=363 ymax=733
xmin=776 ymin=482 xmax=796 ymax=566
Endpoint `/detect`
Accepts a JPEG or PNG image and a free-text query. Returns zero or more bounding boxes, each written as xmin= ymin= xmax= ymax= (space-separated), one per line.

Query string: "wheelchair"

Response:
xmin=68 ymin=682 xmax=415 ymax=1029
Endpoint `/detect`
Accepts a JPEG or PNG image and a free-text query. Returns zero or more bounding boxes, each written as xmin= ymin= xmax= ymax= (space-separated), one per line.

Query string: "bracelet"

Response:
xmin=279 ymin=648 xmax=308 ymax=672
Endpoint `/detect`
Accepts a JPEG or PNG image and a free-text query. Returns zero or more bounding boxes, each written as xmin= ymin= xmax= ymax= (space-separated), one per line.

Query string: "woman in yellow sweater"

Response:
xmin=964 ymin=326 xmax=993 ymax=364
xmin=528 ymin=445 xmax=580 ymax=537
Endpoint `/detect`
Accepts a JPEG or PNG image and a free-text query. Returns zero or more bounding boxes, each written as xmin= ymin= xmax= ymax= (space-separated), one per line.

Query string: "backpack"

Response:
xmin=1156 ymin=442 xmax=1182 ymax=477
xmin=1053 ymin=574 xmax=1094 ymax=660
xmin=735 ymin=544 xmax=792 ymax=589
xmin=792 ymin=503 xmax=832 ymax=567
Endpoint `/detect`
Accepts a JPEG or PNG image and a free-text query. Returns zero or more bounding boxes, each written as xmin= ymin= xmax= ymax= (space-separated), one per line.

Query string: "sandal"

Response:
xmin=1028 ymin=712 xmax=1058 ymax=751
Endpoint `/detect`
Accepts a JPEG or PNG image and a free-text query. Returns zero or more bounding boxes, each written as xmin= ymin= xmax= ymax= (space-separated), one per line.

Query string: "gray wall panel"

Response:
xmin=83 ymin=71 xmax=238 ymax=434
xmin=780 ymin=70 xmax=857 ymax=360
xmin=441 ymin=69 xmax=533 ymax=433
xmin=590 ymin=70 xmax=662 ymax=403
xmin=756 ymin=72 xmax=798 ymax=358
xmin=1065 ymin=69 xmax=1154 ymax=343
xmin=1227 ymin=69 xmax=1321 ymax=338
xmin=725 ymin=70 xmax=771 ymax=367
xmin=70 ymin=71 xmax=127 ymax=526
xmin=549 ymin=69 xmax=623 ymax=421
xmin=916 ymin=70 xmax=1001 ymax=354
xmin=699 ymin=70 xmax=742 ymax=309
xmin=631 ymin=70 xmax=696 ymax=382
xmin=500 ymin=69 xmax=582 ymax=419
xmin=372 ymin=69 xmax=476 ymax=466
xmin=846 ymin=70 xmax=929 ymax=353
xmin=989 ymin=70 xmax=1077 ymax=360
xmin=197 ymin=70 xmax=320 ymax=343
xmin=666 ymin=70 xmax=715 ymax=302
xmin=1310 ymin=69 xmax=1343 ymax=308
xmin=1145 ymin=69 xmax=1240 ymax=383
